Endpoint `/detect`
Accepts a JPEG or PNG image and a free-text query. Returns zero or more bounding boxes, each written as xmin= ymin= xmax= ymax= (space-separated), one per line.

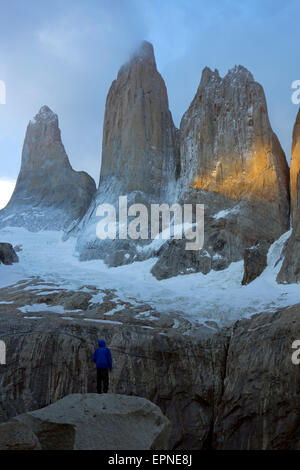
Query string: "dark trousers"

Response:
xmin=97 ymin=368 xmax=109 ymax=394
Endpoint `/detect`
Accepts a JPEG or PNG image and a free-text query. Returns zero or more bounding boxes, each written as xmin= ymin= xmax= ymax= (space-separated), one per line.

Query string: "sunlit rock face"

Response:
xmin=0 ymin=106 xmax=96 ymax=231
xmin=152 ymin=66 xmax=290 ymax=279
xmin=76 ymin=41 xmax=180 ymax=262
xmin=290 ymin=108 xmax=300 ymax=222
xmin=277 ymin=109 xmax=300 ymax=284
xmin=178 ymin=65 xmax=289 ymax=220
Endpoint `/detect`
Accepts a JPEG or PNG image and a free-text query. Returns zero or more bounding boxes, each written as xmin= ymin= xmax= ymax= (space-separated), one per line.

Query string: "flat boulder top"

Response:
xmin=28 ymin=393 xmax=165 ymax=418
xmin=13 ymin=393 xmax=171 ymax=450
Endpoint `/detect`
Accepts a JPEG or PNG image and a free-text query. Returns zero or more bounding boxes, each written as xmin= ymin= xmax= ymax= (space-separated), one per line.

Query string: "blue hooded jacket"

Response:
xmin=92 ymin=340 xmax=113 ymax=370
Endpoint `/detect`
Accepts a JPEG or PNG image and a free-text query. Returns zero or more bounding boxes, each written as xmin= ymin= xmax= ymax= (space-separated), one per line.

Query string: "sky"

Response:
xmin=0 ymin=0 xmax=300 ymax=209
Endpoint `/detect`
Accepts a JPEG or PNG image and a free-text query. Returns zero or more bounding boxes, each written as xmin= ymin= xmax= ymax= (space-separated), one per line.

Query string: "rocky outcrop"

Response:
xmin=277 ymin=109 xmax=300 ymax=284
xmin=76 ymin=41 xmax=179 ymax=263
xmin=1 ymin=297 xmax=300 ymax=449
xmin=12 ymin=393 xmax=170 ymax=450
xmin=241 ymin=240 xmax=271 ymax=285
xmin=152 ymin=66 xmax=290 ymax=279
xmin=0 ymin=243 xmax=19 ymax=265
xmin=0 ymin=306 xmax=229 ymax=450
xmin=0 ymin=106 xmax=96 ymax=232
xmin=214 ymin=305 xmax=300 ymax=449
xmin=0 ymin=421 xmax=41 ymax=450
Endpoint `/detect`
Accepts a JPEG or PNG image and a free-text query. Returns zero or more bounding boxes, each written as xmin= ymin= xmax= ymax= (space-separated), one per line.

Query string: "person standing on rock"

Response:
xmin=92 ymin=339 xmax=113 ymax=394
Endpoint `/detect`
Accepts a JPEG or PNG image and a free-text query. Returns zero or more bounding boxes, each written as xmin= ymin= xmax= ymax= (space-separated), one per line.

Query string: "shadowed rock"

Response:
xmin=0 ymin=421 xmax=41 ymax=450
xmin=242 ymin=240 xmax=271 ymax=285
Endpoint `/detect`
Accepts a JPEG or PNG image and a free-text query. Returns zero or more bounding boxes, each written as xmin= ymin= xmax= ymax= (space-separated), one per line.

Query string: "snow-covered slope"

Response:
xmin=0 ymin=227 xmax=299 ymax=327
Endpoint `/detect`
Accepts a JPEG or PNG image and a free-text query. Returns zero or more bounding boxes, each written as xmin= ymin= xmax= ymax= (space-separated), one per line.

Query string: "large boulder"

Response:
xmin=0 ymin=106 xmax=96 ymax=232
xmin=241 ymin=240 xmax=271 ymax=285
xmin=13 ymin=393 xmax=171 ymax=450
xmin=0 ymin=242 xmax=19 ymax=265
xmin=0 ymin=421 xmax=41 ymax=450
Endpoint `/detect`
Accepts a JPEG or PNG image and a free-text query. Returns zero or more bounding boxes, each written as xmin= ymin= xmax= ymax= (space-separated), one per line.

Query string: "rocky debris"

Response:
xmin=75 ymin=41 xmax=180 ymax=262
xmin=0 ymin=420 xmax=41 ymax=450
xmin=12 ymin=393 xmax=170 ymax=450
xmin=0 ymin=242 xmax=19 ymax=265
xmin=277 ymin=109 xmax=300 ymax=284
xmin=0 ymin=106 xmax=96 ymax=232
xmin=151 ymin=238 xmax=228 ymax=280
xmin=1 ymin=297 xmax=300 ymax=449
xmin=241 ymin=240 xmax=271 ymax=285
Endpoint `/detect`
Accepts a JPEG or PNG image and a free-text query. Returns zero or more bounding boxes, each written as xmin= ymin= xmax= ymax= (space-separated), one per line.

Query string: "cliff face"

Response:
xmin=277 ymin=109 xmax=300 ymax=283
xmin=290 ymin=108 xmax=300 ymax=221
xmin=151 ymin=66 xmax=290 ymax=279
xmin=0 ymin=106 xmax=96 ymax=231
xmin=1 ymin=295 xmax=300 ymax=450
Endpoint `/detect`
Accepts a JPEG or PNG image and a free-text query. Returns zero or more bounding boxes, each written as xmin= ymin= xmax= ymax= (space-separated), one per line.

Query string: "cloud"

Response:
xmin=0 ymin=179 xmax=16 ymax=210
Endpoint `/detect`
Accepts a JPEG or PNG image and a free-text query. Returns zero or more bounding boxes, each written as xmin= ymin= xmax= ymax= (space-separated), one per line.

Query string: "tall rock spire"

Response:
xmin=151 ymin=65 xmax=290 ymax=280
xmin=178 ymin=65 xmax=290 ymax=225
xmin=76 ymin=41 xmax=180 ymax=263
xmin=0 ymin=106 xmax=96 ymax=231
xmin=100 ymin=40 xmax=179 ymax=199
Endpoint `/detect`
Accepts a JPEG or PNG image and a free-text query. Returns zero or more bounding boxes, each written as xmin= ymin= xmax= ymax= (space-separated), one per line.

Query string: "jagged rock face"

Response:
xmin=277 ymin=109 xmax=300 ymax=284
xmin=0 ymin=106 xmax=96 ymax=231
xmin=152 ymin=66 xmax=290 ymax=279
xmin=179 ymin=66 xmax=289 ymax=215
xmin=76 ymin=41 xmax=179 ymax=262
xmin=214 ymin=305 xmax=300 ymax=450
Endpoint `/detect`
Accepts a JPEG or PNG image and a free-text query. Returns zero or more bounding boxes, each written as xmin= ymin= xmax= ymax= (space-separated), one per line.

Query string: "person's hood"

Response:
xmin=98 ymin=339 xmax=106 ymax=348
